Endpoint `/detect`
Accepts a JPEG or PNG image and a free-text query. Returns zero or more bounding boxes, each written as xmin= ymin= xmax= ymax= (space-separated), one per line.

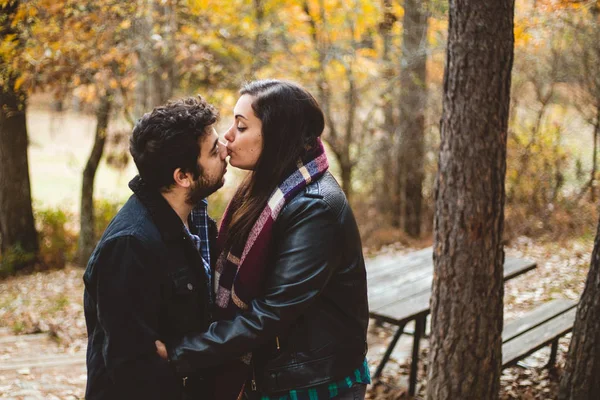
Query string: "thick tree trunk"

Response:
xmin=78 ymin=94 xmax=112 ymax=268
xmin=558 ymin=216 xmax=600 ymax=399
xmin=398 ymin=0 xmax=428 ymax=237
xmin=427 ymin=1 xmax=514 ymax=399
xmin=0 ymin=0 xmax=38 ymax=269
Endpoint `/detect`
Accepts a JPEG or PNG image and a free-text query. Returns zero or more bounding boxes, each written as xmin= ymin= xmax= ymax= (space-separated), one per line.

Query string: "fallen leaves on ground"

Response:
xmin=0 ymin=235 xmax=594 ymax=399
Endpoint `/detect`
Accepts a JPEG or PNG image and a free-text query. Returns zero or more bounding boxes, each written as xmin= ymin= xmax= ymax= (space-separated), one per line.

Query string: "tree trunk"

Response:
xmin=590 ymin=105 xmax=599 ymax=202
xmin=0 ymin=0 xmax=38 ymax=269
xmin=78 ymin=94 xmax=112 ymax=268
xmin=559 ymin=214 xmax=600 ymax=399
xmin=252 ymin=0 xmax=268 ymax=73
xmin=379 ymin=0 xmax=399 ymax=225
xmin=134 ymin=0 xmax=175 ymax=117
xmin=427 ymin=1 xmax=514 ymax=399
xmin=398 ymin=0 xmax=428 ymax=237
xmin=302 ymin=0 xmax=355 ymax=199
xmin=340 ymin=159 xmax=353 ymax=203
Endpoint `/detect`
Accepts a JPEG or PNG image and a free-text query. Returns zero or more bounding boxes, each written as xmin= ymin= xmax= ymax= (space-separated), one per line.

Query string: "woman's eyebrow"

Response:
xmin=235 ymin=114 xmax=248 ymax=120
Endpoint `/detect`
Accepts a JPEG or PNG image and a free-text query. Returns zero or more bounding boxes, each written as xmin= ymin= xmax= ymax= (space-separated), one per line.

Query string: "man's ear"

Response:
xmin=172 ymin=168 xmax=193 ymax=188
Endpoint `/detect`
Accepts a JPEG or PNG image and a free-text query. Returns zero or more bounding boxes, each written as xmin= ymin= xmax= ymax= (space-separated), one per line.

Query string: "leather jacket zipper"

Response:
xmin=251 ymin=359 xmax=257 ymax=391
xmin=275 ymin=336 xmax=280 ymax=350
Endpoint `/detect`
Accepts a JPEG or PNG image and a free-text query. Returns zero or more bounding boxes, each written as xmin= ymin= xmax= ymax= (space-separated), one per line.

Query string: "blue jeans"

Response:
xmin=335 ymin=383 xmax=367 ymax=400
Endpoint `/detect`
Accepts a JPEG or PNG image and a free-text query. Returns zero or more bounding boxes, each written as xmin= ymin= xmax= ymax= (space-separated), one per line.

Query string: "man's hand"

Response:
xmin=155 ymin=340 xmax=168 ymax=360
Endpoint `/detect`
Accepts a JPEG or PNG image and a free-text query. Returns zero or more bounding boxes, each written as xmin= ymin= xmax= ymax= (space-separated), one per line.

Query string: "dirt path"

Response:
xmin=0 ymin=328 xmax=86 ymax=399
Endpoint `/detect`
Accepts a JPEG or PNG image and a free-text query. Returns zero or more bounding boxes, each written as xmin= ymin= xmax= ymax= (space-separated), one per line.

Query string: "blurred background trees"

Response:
xmin=0 ymin=0 xmax=599 ymax=273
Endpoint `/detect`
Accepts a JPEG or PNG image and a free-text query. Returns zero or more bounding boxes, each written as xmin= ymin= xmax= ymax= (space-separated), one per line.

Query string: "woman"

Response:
xmin=163 ymin=80 xmax=370 ymax=400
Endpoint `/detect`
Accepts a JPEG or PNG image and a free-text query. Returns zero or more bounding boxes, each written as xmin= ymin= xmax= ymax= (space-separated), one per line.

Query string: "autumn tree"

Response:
xmin=15 ymin=1 xmax=138 ymax=266
xmin=133 ymin=0 xmax=177 ymax=118
xmin=567 ymin=2 xmax=600 ymax=201
xmin=559 ymin=211 xmax=600 ymax=398
xmin=427 ymin=1 xmax=514 ymax=399
xmin=397 ymin=0 xmax=428 ymax=236
xmin=0 ymin=0 xmax=38 ymax=270
xmin=302 ymin=0 xmax=380 ymax=200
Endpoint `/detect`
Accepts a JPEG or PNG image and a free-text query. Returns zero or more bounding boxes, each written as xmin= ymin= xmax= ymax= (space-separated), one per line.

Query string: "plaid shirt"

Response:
xmin=259 ymin=359 xmax=371 ymax=400
xmin=184 ymin=198 xmax=212 ymax=295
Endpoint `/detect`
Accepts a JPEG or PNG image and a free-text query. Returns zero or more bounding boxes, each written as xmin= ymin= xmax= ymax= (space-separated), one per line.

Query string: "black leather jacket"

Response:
xmin=83 ymin=176 xmax=217 ymax=400
xmin=170 ymin=172 xmax=369 ymax=395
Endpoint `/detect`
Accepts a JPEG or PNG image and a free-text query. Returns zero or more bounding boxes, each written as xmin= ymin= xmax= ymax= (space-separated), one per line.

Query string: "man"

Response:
xmin=83 ymin=96 xmax=227 ymax=400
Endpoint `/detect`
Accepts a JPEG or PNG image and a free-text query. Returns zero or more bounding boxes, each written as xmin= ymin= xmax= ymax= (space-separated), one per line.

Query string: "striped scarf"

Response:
xmin=213 ymin=138 xmax=329 ymax=399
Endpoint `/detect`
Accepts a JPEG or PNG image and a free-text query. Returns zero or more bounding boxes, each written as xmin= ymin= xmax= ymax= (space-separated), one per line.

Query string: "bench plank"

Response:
xmin=368 ymin=274 xmax=432 ymax=311
xmin=502 ymin=299 xmax=577 ymax=342
xmin=369 ymin=256 xmax=537 ymax=321
xmin=502 ymin=308 xmax=576 ymax=367
xmin=366 ymin=247 xmax=433 ymax=278
xmin=367 ymin=250 xmax=433 ymax=286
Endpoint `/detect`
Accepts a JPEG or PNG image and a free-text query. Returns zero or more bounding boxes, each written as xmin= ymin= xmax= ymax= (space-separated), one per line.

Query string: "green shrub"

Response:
xmin=36 ymin=208 xmax=77 ymax=270
xmin=94 ymin=199 xmax=122 ymax=241
xmin=0 ymin=244 xmax=36 ymax=278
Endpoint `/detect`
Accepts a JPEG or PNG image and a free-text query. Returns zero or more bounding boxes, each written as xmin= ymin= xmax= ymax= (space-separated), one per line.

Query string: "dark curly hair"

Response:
xmin=129 ymin=96 xmax=219 ymax=191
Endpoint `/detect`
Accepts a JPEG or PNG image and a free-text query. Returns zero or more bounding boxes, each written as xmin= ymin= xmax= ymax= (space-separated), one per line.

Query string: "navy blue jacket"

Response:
xmin=83 ymin=176 xmax=216 ymax=400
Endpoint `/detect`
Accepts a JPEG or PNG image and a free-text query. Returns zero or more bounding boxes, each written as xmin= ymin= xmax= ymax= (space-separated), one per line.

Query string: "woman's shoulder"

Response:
xmin=279 ymin=172 xmax=348 ymax=221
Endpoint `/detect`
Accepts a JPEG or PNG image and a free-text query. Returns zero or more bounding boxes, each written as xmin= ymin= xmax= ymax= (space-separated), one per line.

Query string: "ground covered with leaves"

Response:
xmin=0 ymin=236 xmax=593 ymax=399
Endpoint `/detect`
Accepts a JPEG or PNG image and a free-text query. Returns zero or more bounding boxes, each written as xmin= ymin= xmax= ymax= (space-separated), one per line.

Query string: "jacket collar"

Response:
xmin=128 ymin=175 xmax=184 ymax=241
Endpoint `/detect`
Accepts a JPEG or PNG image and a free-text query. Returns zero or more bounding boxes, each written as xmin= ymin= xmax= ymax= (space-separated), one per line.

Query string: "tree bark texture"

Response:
xmin=427 ymin=1 xmax=514 ymax=399
xmin=558 ymin=215 xmax=600 ymax=400
xmin=0 ymin=0 xmax=39 ymax=267
xmin=398 ymin=0 xmax=428 ymax=237
xmin=78 ymin=94 xmax=112 ymax=268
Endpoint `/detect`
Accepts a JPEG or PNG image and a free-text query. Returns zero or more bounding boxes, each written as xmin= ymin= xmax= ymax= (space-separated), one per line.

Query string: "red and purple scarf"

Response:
xmin=214 ymin=138 xmax=329 ymax=399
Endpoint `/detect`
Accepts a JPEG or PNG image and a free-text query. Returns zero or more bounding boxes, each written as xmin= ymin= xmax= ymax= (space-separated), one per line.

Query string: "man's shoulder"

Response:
xmin=93 ymin=196 xmax=165 ymax=258
xmin=103 ymin=196 xmax=159 ymax=239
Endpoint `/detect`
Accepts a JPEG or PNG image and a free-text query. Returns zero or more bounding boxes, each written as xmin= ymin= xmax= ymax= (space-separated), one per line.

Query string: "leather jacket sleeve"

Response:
xmin=168 ymin=196 xmax=343 ymax=372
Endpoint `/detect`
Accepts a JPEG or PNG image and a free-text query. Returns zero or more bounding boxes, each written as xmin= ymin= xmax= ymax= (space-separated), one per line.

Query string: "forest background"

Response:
xmin=1 ymin=0 xmax=599 ymax=399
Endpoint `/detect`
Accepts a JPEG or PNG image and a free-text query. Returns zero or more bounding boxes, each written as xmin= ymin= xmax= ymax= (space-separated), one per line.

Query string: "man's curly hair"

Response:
xmin=130 ymin=96 xmax=219 ymax=191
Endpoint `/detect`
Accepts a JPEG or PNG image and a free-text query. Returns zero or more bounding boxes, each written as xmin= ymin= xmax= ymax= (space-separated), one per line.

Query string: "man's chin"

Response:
xmin=186 ymin=181 xmax=225 ymax=205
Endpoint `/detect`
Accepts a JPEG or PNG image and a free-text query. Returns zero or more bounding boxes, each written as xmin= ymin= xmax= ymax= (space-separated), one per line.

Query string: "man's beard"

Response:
xmin=186 ymin=170 xmax=224 ymax=205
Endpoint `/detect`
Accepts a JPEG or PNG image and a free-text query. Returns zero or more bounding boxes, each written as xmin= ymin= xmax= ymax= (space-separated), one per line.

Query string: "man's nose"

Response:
xmin=219 ymin=140 xmax=228 ymax=160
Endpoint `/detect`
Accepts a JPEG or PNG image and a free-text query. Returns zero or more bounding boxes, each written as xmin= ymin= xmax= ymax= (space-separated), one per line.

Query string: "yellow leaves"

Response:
xmin=391 ymin=2 xmax=404 ymax=19
xmin=109 ymin=78 xmax=119 ymax=90
xmin=357 ymin=48 xmax=377 ymax=59
xmin=514 ymin=23 xmax=532 ymax=47
xmin=14 ymin=75 xmax=25 ymax=91
xmin=119 ymin=19 xmax=131 ymax=30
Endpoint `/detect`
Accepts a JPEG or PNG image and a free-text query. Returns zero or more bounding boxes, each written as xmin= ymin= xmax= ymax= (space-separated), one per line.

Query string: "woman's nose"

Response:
xmin=223 ymin=125 xmax=234 ymax=142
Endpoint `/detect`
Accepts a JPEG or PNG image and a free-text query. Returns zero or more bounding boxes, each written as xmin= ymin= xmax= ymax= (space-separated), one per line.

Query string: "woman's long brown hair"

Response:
xmin=224 ymin=79 xmax=325 ymax=252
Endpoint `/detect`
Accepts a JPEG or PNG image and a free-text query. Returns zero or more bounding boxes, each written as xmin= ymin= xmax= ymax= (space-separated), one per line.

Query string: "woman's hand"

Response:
xmin=155 ymin=340 xmax=168 ymax=360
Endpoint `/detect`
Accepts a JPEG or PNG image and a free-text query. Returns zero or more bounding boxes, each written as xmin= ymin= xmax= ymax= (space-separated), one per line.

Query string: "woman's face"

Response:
xmin=223 ymin=94 xmax=263 ymax=170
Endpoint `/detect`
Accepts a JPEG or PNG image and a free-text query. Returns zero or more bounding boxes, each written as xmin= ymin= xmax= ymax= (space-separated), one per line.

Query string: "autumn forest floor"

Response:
xmin=0 ymin=236 xmax=593 ymax=400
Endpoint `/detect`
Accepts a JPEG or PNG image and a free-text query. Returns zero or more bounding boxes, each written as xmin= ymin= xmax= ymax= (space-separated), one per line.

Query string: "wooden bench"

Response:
xmin=367 ymin=251 xmax=538 ymax=396
xmin=502 ymin=298 xmax=577 ymax=369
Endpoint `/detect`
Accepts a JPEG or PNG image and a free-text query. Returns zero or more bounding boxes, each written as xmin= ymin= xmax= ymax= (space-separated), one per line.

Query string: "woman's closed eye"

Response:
xmin=237 ymin=125 xmax=247 ymax=132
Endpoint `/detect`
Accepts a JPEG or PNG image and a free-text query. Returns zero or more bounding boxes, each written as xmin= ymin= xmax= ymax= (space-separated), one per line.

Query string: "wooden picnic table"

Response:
xmin=366 ymin=247 xmax=536 ymax=396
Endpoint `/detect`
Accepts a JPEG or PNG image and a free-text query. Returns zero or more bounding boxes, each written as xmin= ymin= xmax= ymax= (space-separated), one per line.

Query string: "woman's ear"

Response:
xmin=172 ymin=168 xmax=193 ymax=188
